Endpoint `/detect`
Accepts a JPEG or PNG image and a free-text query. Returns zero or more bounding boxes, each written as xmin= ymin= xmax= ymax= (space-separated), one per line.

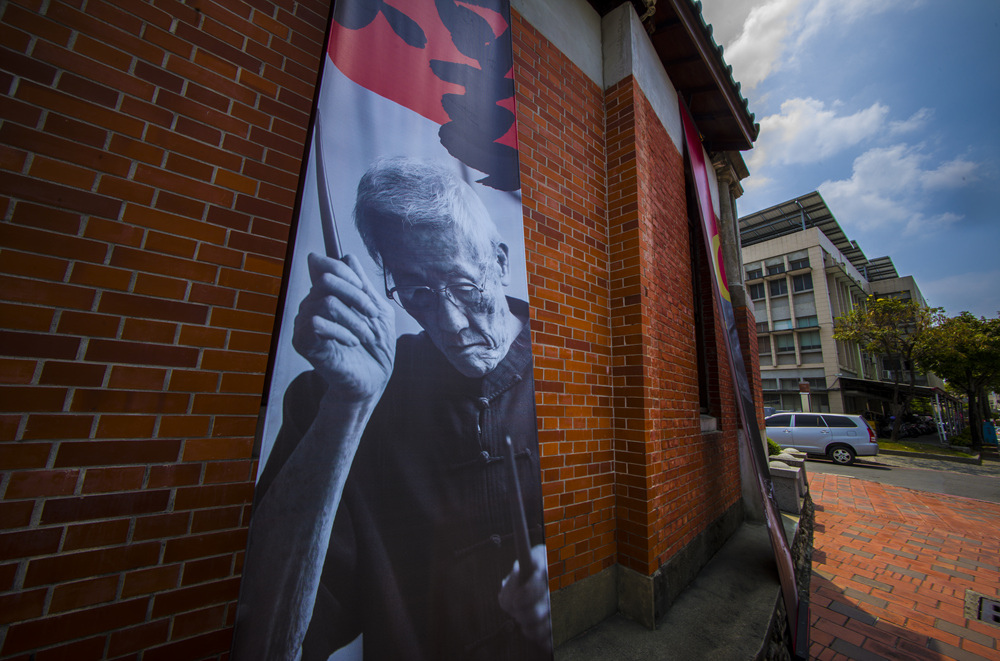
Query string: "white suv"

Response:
xmin=765 ymin=412 xmax=878 ymax=465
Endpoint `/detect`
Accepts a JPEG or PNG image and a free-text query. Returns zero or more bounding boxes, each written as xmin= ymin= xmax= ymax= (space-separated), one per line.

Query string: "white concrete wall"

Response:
xmin=601 ymin=3 xmax=683 ymax=153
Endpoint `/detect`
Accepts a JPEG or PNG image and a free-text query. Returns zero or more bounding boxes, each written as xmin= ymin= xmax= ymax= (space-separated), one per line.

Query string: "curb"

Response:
xmin=877 ymin=447 xmax=982 ymax=465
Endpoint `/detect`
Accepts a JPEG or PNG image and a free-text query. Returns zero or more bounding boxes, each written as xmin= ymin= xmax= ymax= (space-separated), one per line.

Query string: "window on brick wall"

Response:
xmin=686 ymin=171 xmax=720 ymax=420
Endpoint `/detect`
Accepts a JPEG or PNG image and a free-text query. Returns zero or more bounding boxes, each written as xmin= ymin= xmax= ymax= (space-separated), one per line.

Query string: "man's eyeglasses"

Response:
xmin=384 ymin=271 xmax=486 ymax=311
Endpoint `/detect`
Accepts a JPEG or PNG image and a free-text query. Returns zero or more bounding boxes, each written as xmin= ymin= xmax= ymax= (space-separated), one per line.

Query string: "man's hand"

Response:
xmin=293 ymin=253 xmax=396 ymax=401
xmin=498 ymin=544 xmax=552 ymax=650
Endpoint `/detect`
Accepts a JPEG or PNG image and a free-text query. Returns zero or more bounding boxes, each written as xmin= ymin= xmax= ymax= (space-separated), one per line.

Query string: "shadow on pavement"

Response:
xmin=810 ymin=572 xmax=951 ymax=660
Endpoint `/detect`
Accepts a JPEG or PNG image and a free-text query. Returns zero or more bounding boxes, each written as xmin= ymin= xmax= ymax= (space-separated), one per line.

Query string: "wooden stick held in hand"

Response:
xmin=505 ymin=435 xmax=536 ymax=583
xmin=313 ymin=108 xmax=342 ymax=260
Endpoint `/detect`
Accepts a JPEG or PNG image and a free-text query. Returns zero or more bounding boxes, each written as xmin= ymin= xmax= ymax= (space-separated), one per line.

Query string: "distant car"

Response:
xmin=765 ymin=412 xmax=878 ymax=465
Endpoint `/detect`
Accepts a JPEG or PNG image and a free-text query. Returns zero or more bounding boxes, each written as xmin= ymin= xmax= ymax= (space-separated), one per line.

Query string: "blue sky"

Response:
xmin=699 ymin=0 xmax=1000 ymax=318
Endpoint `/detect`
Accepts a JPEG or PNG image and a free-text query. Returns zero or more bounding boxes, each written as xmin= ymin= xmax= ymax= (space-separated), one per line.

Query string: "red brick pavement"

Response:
xmin=809 ymin=473 xmax=1000 ymax=661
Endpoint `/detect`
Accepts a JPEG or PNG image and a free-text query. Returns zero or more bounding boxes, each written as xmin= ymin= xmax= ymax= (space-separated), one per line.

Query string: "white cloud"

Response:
xmin=701 ymin=0 xmax=925 ymax=91
xmin=747 ymin=98 xmax=889 ymax=170
xmin=888 ymin=108 xmax=933 ymax=135
xmin=818 ymin=144 xmax=978 ymax=236
xmin=903 ymin=212 xmax=961 ymax=236
xmin=921 ymin=270 xmax=1000 ymax=318
xmin=723 ymin=0 xmax=802 ymax=90
xmin=920 ymin=158 xmax=979 ymax=189
xmin=698 ymin=0 xmax=756 ymax=48
xmin=795 ymin=0 xmax=920 ymax=46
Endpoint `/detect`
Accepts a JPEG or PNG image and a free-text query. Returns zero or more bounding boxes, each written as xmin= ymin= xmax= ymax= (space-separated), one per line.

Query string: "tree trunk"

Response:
xmin=967 ymin=378 xmax=983 ymax=452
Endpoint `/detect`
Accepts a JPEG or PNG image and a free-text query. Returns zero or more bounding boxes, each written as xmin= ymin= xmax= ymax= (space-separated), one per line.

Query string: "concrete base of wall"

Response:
xmin=551 ymin=499 xmax=745 ymax=644
xmin=550 ymin=564 xmax=619 ymax=647
xmin=554 ymin=498 xmax=814 ymax=660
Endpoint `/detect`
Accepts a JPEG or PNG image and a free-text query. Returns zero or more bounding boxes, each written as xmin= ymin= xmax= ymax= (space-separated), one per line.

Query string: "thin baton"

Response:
xmin=313 ymin=107 xmax=342 ymax=260
xmin=505 ymin=435 xmax=536 ymax=583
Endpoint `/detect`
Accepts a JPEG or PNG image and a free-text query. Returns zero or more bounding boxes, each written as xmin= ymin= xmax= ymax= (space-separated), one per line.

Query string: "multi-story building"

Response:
xmin=739 ymin=192 xmax=951 ymax=419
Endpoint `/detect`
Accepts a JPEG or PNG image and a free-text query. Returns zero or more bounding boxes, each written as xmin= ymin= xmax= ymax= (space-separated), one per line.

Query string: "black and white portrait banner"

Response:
xmin=232 ymin=1 xmax=552 ymax=659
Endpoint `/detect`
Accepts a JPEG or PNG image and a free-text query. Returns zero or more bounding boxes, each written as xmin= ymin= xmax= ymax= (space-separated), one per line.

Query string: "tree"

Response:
xmin=919 ymin=312 xmax=1000 ymax=452
xmin=833 ymin=297 xmax=938 ymax=441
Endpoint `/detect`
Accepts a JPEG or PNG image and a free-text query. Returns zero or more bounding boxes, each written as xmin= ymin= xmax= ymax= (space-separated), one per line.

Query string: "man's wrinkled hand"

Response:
xmin=498 ymin=544 xmax=551 ymax=650
xmin=292 ymin=253 xmax=395 ymax=401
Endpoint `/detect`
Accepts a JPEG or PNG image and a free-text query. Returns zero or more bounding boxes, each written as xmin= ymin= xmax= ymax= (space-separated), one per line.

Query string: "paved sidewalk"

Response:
xmin=810 ymin=473 xmax=1000 ymax=660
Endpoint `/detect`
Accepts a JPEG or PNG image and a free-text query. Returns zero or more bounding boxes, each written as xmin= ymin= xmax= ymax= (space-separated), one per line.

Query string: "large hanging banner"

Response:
xmin=679 ymin=103 xmax=807 ymax=658
xmin=232 ymin=1 xmax=553 ymax=658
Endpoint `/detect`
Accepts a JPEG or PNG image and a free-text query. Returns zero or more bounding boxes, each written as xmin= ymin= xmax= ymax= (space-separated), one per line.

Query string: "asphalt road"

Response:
xmin=805 ymin=453 xmax=1000 ymax=504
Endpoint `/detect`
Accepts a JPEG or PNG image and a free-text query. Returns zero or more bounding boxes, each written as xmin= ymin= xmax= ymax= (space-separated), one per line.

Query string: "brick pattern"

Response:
xmin=633 ymin=86 xmax=741 ymax=570
xmin=512 ymin=13 xmax=616 ymax=589
xmin=599 ymin=76 xmax=742 ymax=575
xmin=0 ymin=2 xmax=757 ymax=657
xmin=0 ymin=0 xmax=328 ymax=658
xmin=604 ymin=76 xmax=651 ymax=573
xmin=810 ymin=474 xmax=1000 ymax=661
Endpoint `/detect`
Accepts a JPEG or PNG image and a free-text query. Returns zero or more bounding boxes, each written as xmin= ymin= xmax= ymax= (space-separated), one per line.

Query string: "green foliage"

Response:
xmin=949 ymin=427 xmax=972 ymax=447
xmin=834 ymin=296 xmax=939 ymax=441
xmin=833 ymin=296 xmax=938 ymax=364
xmin=920 ymin=312 xmax=1000 ymax=451
xmin=921 ymin=312 xmax=1000 ymax=391
xmin=767 ymin=437 xmax=782 ymax=456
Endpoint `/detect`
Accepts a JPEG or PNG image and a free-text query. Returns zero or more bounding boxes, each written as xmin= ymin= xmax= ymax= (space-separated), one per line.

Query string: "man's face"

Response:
xmin=380 ymin=226 xmax=516 ymax=378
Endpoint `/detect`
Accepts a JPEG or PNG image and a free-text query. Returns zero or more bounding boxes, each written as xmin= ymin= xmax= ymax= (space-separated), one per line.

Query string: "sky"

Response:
xmin=698 ymin=0 xmax=1000 ymax=319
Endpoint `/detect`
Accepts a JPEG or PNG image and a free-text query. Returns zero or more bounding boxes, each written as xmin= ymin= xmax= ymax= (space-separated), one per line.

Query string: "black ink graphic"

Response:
xmin=335 ymin=0 xmax=427 ymax=48
xmin=431 ymin=0 xmax=519 ymax=191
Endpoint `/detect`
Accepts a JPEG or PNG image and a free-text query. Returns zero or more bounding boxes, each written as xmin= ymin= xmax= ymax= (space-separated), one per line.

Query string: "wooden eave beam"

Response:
xmin=660 ymin=0 xmax=757 ymax=149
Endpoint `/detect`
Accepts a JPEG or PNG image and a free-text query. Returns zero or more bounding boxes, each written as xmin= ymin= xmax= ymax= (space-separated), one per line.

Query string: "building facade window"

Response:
xmin=775 ymin=334 xmax=795 ymax=353
xmin=792 ymin=273 xmax=812 ymax=292
xmin=796 ymin=315 xmax=818 ymax=328
xmin=772 ymin=319 xmax=793 ymax=331
xmin=789 ymin=257 xmax=809 ymax=270
xmin=756 ymin=321 xmax=770 ymax=333
xmin=746 ymin=267 xmax=763 ymax=280
xmin=769 ymin=279 xmax=788 ymax=296
xmin=749 ymin=282 xmax=765 ymax=300
xmin=758 ymin=336 xmax=771 ymax=354
xmin=767 ymin=263 xmax=786 ymax=276
xmin=799 ymin=330 xmax=822 ymax=351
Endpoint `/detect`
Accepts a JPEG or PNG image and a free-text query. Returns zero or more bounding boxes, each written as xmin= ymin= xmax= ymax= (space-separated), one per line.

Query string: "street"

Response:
xmin=805 ymin=453 xmax=1000 ymax=504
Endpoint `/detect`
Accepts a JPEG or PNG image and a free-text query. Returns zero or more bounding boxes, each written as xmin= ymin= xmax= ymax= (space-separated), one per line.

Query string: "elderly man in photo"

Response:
xmin=233 ymin=158 xmax=551 ymax=660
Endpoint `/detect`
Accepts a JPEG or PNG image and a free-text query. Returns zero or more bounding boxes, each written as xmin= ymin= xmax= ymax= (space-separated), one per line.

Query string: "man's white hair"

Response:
xmin=354 ymin=158 xmax=501 ymax=270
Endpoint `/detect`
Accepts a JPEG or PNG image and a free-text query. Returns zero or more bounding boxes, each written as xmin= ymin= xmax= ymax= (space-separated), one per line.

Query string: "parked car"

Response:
xmin=765 ymin=412 xmax=878 ymax=465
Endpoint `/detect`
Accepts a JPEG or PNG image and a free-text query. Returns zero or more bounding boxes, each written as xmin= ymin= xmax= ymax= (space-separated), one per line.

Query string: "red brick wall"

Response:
xmin=0 ymin=2 xmax=752 ymax=657
xmin=512 ymin=14 xmax=617 ymax=590
xmin=607 ymin=81 xmax=742 ymax=574
xmin=0 ymin=1 xmax=327 ymax=658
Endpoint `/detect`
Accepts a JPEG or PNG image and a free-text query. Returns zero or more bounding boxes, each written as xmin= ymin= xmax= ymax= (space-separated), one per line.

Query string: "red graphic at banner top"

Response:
xmin=329 ymin=0 xmax=468 ymax=125
xmin=680 ymin=112 xmax=729 ymax=297
xmin=329 ymin=0 xmax=520 ymax=190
